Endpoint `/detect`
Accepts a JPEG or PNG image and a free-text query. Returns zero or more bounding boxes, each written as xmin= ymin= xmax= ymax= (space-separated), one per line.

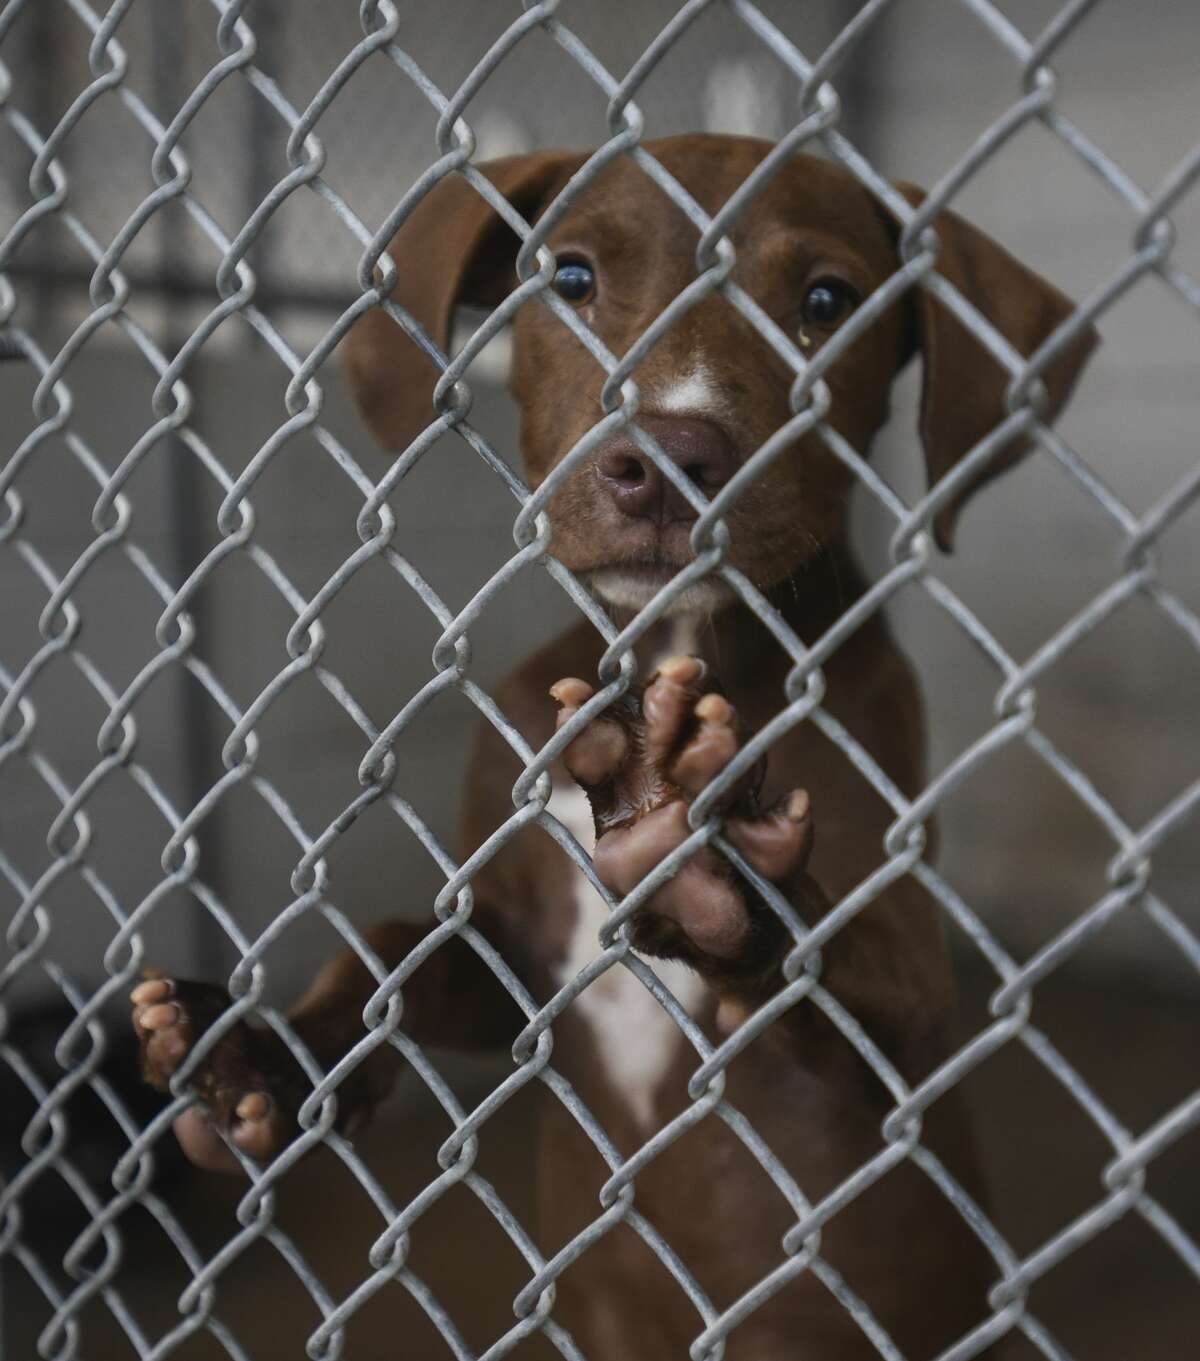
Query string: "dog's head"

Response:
xmin=346 ymin=134 xmax=1095 ymax=611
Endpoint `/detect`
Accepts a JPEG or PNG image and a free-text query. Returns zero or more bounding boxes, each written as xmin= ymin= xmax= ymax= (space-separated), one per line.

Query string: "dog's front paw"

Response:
xmin=551 ymin=656 xmax=812 ymax=973
xmin=131 ymin=974 xmax=304 ymax=1172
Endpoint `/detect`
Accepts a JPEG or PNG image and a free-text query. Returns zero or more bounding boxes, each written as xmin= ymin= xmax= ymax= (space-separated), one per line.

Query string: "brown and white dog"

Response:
xmin=131 ymin=135 xmax=1095 ymax=1358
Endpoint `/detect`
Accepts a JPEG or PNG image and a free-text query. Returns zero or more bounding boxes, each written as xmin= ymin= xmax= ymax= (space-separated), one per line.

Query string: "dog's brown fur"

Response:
xmin=132 ymin=135 xmax=1095 ymax=1358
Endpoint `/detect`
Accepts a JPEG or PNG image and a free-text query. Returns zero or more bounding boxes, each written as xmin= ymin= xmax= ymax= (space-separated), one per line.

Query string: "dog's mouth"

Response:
xmin=586 ymin=560 xmax=735 ymax=615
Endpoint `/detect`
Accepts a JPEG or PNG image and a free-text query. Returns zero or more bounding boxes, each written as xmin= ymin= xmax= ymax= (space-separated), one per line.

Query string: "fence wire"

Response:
xmin=1 ymin=1 xmax=1198 ymax=1359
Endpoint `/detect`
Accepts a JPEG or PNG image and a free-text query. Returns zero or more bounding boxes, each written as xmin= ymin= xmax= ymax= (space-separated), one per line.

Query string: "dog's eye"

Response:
xmin=552 ymin=260 xmax=596 ymax=305
xmin=802 ymin=278 xmax=858 ymax=328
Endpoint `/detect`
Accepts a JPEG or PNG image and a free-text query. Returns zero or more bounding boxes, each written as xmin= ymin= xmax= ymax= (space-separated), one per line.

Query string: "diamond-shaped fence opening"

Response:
xmin=1 ymin=1 xmax=1198 ymax=1358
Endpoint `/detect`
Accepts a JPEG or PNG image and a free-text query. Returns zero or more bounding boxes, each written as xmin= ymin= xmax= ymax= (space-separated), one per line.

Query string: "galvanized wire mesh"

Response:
xmin=1 ymin=1 xmax=1198 ymax=1358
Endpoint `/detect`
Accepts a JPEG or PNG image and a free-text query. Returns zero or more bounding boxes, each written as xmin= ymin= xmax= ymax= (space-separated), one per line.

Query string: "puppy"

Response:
xmin=132 ymin=134 xmax=1094 ymax=1358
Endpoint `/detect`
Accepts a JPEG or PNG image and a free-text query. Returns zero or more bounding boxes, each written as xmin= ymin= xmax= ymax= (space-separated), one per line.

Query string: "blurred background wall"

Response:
xmin=1 ymin=2 xmax=1197 ymax=1358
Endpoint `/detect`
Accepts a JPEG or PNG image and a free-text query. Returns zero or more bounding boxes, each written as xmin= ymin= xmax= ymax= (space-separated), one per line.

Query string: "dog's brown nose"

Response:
xmin=596 ymin=415 xmax=737 ymax=522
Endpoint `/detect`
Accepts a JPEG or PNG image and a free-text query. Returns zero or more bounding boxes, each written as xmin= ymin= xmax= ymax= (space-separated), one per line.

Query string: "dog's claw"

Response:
xmin=550 ymin=677 xmax=594 ymax=708
xmin=552 ymin=656 xmax=813 ymax=971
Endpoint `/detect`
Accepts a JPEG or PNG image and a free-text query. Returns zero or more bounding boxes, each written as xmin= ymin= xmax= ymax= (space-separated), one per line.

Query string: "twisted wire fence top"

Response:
xmin=1 ymin=1 xmax=1198 ymax=1359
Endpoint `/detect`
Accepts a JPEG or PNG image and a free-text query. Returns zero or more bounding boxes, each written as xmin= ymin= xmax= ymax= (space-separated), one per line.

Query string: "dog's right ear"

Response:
xmin=344 ymin=151 xmax=583 ymax=451
xmin=882 ymin=184 xmax=1097 ymax=550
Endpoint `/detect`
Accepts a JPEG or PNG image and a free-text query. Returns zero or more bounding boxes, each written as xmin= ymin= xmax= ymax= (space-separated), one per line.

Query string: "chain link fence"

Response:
xmin=1 ymin=1 xmax=1198 ymax=1358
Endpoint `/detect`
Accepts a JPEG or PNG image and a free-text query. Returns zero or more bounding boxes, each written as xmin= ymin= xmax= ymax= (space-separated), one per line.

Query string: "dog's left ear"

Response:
xmin=887 ymin=184 xmax=1097 ymax=550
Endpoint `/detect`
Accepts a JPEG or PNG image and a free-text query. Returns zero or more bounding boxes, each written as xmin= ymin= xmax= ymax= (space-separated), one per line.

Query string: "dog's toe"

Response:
xmin=728 ymin=788 xmax=814 ymax=882
xmin=552 ymin=677 xmax=629 ymax=787
xmin=642 ymin=655 xmax=708 ymax=766
xmin=671 ymin=692 xmax=740 ymax=794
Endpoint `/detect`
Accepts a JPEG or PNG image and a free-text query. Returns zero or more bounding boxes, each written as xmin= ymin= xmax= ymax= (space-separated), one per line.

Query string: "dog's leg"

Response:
xmin=552 ymin=656 xmax=831 ymax=1009
xmin=131 ymin=918 xmax=525 ymax=1171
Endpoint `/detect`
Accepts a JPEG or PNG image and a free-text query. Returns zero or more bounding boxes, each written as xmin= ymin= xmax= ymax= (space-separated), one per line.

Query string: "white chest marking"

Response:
xmin=664 ymin=614 xmax=700 ymax=660
xmin=548 ymin=783 xmax=707 ymax=1130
